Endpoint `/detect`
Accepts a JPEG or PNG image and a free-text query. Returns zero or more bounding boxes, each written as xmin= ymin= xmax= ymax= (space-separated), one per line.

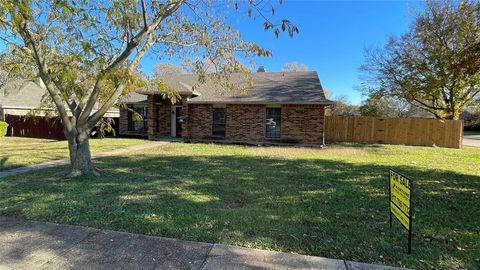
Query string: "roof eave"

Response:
xmin=187 ymin=100 xmax=334 ymax=105
xmin=135 ymin=89 xmax=194 ymax=96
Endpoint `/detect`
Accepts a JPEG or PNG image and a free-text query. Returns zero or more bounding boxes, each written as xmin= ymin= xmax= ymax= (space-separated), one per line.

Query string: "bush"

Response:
xmin=465 ymin=123 xmax=480 ymax=131
xmin=464 ymin=116 xmax=480 ymax=131
xmin=0 ymin=121 xmax=8 ymax=137
xmin=91 ymin=117 xmax=116 ymax=139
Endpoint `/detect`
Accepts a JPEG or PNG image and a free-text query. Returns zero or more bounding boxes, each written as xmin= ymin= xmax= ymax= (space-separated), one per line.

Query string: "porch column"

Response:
xmin=147 ymin=95 xmax=158 ymax=139
xmin=181 ymin=96 xmax=189 ymax=139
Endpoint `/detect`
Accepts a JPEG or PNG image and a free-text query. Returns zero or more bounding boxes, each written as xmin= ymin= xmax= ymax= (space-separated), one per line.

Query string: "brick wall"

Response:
xmin=155 ymin=97 xmax=187 ymax=137
xmin=180 ymin=97 xmax=189 ymax=138
xmin=187 ymin=104 xmax=326 ymax=145
xmin=225 ymin=104 xmax=265 ymax=141
xmin=120 ymin=95 xmax=188 ymax=138
xmin=147 ymin=95 xmax=158 ymax=139
xmin=120 ymin=94 xmax=326 ymax=145
xmin=186 ymin=104 xmax=213 ymax=139
xmin=282 ymin=104 xmax=325 ymax=144
xmin=157 ymin=99 xmax=172 ymax=137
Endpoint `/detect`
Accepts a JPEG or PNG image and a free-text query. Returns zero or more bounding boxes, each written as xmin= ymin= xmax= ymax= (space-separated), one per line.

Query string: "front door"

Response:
xmin=171 ymin=106 xmax=183 ymax=137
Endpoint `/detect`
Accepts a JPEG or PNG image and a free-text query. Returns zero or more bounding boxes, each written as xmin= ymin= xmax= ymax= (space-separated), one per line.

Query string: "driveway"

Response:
xmin=463 ymin=131 xmax=480 ymax=147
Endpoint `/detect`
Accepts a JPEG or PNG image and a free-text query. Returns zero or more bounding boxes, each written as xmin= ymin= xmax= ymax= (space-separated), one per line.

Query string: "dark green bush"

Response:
xmin=0 ymin=121 xmax=8 ymax=137
xmin=464 ymin=117 xmax=480 ymax=131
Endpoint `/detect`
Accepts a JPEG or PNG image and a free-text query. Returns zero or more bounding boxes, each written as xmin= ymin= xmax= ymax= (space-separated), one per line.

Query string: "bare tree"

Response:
xmin=282 ymin=62 xmax=308 ymax=72
xmin=154 ymin=63 xmax=184 ymax=77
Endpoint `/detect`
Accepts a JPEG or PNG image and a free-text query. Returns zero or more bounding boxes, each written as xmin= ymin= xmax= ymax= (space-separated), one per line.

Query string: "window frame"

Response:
xmin=265 ymin=107 xmax=282 ymax=139
xmin=212 ymin=107 xmax=227 ymax=138
xmin=127 ymin=105 xmax=148 ymax=132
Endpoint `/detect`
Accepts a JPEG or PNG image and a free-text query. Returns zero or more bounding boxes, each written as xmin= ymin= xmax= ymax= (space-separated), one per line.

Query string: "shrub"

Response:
xmin=91 ymin=117 xmax=116 ymax=139
xmin=465 ymin=122 xmax=480 ymax=131
xmin=464 ymin=115 xmax=480 ymax=131
xmin=0 ymin=121 xmax=8 ymax=137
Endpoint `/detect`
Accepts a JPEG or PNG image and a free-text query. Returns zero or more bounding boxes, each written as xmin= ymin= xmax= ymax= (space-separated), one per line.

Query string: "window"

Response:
xmin=266 ymin=107 xmax=281 ymax=138
xmin=128 ymin=106 xmax=148 ymax=132
xmin=212 ymin=108 xmax=226 ymax=137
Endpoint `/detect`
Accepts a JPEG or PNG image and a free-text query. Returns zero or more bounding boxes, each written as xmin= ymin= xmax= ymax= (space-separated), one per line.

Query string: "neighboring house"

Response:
xmin=120 ymin=71 xmax=332 ymax=146
xmin=0 ymin=80 xmax=44 ymax=121
xmin=0 ymin=80 xmax=119 ymax=139
xmin=0 ymin=80 xmax=119 ymax=120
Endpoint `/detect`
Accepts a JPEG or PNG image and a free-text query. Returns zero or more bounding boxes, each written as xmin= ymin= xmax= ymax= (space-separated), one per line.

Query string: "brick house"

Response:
xmin=119 ymin=71 xmax=332 ymax=146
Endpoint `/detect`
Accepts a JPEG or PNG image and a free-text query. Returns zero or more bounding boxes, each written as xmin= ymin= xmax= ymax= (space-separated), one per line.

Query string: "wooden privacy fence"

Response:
xmin=5 ymin=114 xmax=66 ymax=140
xmin=324 ymin=116 xmax=463 ymax=149
xmin=4 ymin=114 xmax=119 ymax=140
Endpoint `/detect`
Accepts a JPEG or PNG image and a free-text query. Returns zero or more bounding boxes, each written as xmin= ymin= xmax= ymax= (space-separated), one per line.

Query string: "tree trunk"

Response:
xmin=66 ymin=131 xmax=100 ymax=177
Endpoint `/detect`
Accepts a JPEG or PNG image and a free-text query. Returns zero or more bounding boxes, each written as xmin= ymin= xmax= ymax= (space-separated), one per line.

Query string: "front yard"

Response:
xmin=0 ymin=137 xmax=148 ymax=171
xmin=0 ymin=142 xmax=478 ymax=269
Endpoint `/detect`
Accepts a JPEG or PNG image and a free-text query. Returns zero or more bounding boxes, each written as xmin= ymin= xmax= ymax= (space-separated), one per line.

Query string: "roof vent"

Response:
xmin=257 ymin=66 xmax=266 ymax=72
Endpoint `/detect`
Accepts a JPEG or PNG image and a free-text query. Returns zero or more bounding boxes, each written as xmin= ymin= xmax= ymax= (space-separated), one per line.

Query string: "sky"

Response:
xmin=0 ymin=1 xmax=423 ymax=105
xmin=239 ymin=0 xmax=422 ymax=104
xmin=142 ymin=0 xmax=422 ymax=105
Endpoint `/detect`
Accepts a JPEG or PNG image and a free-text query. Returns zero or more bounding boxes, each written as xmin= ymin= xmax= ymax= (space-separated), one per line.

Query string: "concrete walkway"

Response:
xmin=0 ymin=142 xmax=166 ymax=179
xmin=463 ymin=132 xmax=480 ymax=148
xmin=463 ymin=138 xmax=480 ymax=147
xmin=0 ymin=217 xmax=409 ymax=270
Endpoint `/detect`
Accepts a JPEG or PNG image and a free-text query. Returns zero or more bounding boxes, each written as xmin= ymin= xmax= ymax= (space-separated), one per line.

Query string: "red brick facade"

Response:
xmin=224 ymin=105 xmax=266 ymax=141
xmin=281 ymin=104 xmax=325 ymax=144
xmin=186 ymin=104 xmax=213 ymax=139
xmin=120 ymin=95 xmax=326 ymax=145
xmin=119 ymin=96 xmax=187 ymax=138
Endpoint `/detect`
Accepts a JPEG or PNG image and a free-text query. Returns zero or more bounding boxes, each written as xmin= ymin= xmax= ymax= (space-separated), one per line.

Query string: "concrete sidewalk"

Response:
xmin=0 ymin=217 xmax=409 ymax=270
xmin=463 ymin=138 xmax=480 ymax=147
xmin=463 ymin=132 xmax=480 ymax=148
xmin=0 ymin=142 xmax=166 ymax=179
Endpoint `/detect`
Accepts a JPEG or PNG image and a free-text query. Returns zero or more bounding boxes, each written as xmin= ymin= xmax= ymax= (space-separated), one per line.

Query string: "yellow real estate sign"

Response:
xmin=389 ymin=170 xmax=411 ymax=229
xmin=389 ymin=169 xmax=413 ymax=253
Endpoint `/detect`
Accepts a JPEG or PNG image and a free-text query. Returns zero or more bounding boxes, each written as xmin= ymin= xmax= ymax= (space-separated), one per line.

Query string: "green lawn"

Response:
xmin=0 ymin=142 xmax=479 ymax=269
xmin=0 ymin=137 xmax=148 ymax=171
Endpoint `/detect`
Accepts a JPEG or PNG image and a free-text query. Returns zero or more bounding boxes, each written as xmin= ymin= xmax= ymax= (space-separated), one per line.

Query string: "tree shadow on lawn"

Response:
xmin=0 ymin=153 xmax=479 ymax=269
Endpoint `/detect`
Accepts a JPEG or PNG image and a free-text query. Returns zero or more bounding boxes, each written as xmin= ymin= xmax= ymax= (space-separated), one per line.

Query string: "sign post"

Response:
xmin=388 ymin=169 xmax=413 ymax=254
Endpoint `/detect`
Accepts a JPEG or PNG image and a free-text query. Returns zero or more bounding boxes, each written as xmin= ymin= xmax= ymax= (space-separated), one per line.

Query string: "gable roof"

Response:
xmin=128 ymin=71 xmax=332 ymax=105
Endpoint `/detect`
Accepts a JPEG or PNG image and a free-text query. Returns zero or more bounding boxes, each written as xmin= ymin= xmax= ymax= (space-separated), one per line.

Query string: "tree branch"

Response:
xmin=88 ymin=31 xmax=155 ymax=127
xmin=141 ymin=0 xmax=148 ymax=28
xmin=79 ymin=0 xmax=185 ymax=122
xmin=16 ymin=18 xmax=73 ymax=133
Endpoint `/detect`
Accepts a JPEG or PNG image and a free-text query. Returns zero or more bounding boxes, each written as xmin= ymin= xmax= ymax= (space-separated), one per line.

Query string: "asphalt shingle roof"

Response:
xmin=0 ymin=80 xmax=46 ymax=108
xmin=0 ymin=80 xmax=119 ymax=116
xmin=190 ymin=71 xmax=331 ymax=104
xmin=127 ymin=71 xmax=332 ymax=105
xmin=121 ymin=91 xmax=148 ymax=104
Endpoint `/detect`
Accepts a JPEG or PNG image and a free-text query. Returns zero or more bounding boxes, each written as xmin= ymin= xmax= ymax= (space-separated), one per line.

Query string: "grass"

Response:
xmin=0 ymin=137 xmax=148 ymax=171
xmin=0 ymin=142 xmax=479 ymax=269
